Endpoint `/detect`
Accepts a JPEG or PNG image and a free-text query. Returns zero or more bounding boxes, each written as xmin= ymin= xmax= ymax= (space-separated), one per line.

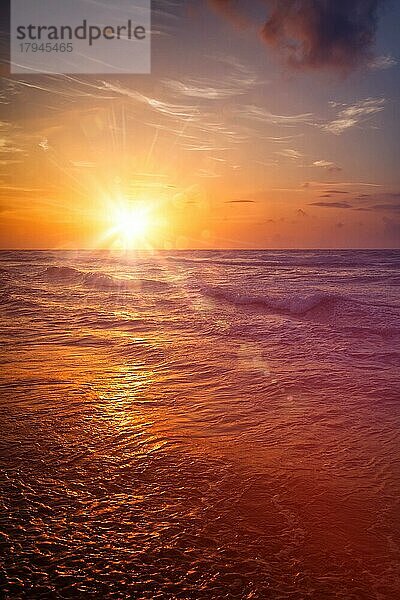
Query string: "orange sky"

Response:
xmin=1 ymin=1 xmax=399 ymax=248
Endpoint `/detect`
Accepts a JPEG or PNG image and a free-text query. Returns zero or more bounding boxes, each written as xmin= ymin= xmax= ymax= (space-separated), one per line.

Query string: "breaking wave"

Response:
xmin=43 ymin=265 xmax=169 ymax=292
xmin=201 ymin=285 xmax=338 ymax=315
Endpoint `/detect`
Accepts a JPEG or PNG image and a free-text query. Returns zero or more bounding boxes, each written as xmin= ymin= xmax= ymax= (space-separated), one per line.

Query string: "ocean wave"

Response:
xmin=338 ymin=325 xmax=400 ymax=339
xmin=166 ymin=255 xmax=270 ymax=268
xmin=42 ymin=266 xmax=169 ymax=292
xmin=0 ymin=267 xmax=11 ymax=278
xmin=201 ymin=285 xmax=337 ymax=315
xmin=165 ymin=251 xmax=400 ymax=270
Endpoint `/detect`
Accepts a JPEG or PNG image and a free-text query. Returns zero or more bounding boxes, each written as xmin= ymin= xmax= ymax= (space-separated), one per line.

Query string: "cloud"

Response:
xmin=369 ymin=54 xmax=398 ymax=70
xmin=100 ymin=81 xmax=202 ymax=121
xmin=164 ymin=57 xmax=261 ymax=100
xmin=323 ymin=189 xmax=349 ymax=194
xmin=323 ymin=97 xmax=385 ymax=134
xmin=260 ymin=0 xmax=385 ymax=70
xmin=310 ymin=201 xmax=352 ymax=208
xmin=225 ymin=199 xmax=256 ymax=204
xmin=0 ymin=137 xmax=24 ymax=155
xmin=319 ymin=190 xmax=349 ymax=197
xmin=0 ymin=159 xmax=22 ymax=166
xmin=313 ymin=160 xmax=342 ymax=172
xmin=71 ymin=161 xmax=96 ymax=169
xmin=277 ymin=148 xmax=303 ymax=160
xmin=302 ymin=181 xmax=382 ymax=191
xmin=0 ymin=82 xmax=20 ymax=105
xmin=196 ymin=169 xmax=221 ymax=179
xmin=165 ymin=78 xmax=249 ymax=100
xmin=239 ymin=104 xmax=315 ymax=127
xmin=0 ymin=185 xmax=49 ymax=194
xmin=87 ymin=80 xmax=248 ymax=154
xmin=370 ymin=203 xmax=400 ymax=211
xmin=353 ymin=193 xmax=400 ymax=213
xmin=209 ymin=0 xmax=386 ymax=71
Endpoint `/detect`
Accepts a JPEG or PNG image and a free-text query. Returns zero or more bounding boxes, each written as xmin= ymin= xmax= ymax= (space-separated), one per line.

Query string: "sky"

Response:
xmin=0 ymin=0 xmax=400 ymax=249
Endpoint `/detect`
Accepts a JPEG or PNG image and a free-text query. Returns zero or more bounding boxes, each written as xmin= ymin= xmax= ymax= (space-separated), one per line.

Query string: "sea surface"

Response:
xmin=1 ymin=249 xmax=400 ymax=599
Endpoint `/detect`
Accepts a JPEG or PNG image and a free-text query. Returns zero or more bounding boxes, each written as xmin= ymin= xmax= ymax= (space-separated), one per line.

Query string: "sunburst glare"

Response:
xmin=107 ymin=201 xmax=153 ymax=249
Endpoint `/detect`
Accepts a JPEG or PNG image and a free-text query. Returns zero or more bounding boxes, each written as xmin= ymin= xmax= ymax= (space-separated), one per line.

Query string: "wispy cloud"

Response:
xmin=312 ymin=160 xmax=342 ymax=172
xmin=0 ymin=185 xmax=50 ymax=193
xmin=195 ymin=168 xmax=221 ymax=179
xmin=0 ymin=121 xmax=27 ymax=166
xmin=276 ymin=148 xmax=303 ymax=160
xmin=164 ymin=78 xmax=248 ymax=100
xmin=323 ymin=98 xmax=385 ymax=134
xmin=164 ymin=57 xmax=261 ymax=100
xmin=0 ymin=138 xmax=25 ymax=155
xmin=303 ymin=181 xmax=382 ymax=191
xmin=101 ymin=81 xmax=203 ymax=121
xmin=70 ymin=161 xmax=97 ymax=169
xmin=310 ymin=201 xmax=352 ymax=209
xmin=369 ymin=55 xmax=398 ymax=70
xmin=0 ymin=81 xmax=21 ymax=105
xmin=240 ymin=105 xmax=315 ymax=127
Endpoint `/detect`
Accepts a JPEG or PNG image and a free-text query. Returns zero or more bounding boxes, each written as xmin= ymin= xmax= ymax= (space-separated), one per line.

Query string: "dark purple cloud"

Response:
xmin=311 ymin=201 xmax=352 ymax=208
xmin=320 ymin=190 xmax=350 ymax=198
xmin=324 ymin=190 xmax=350 ymax=194
xmin=371 ymin=203 xmax=400 ymax=211
xmin=209 ymin=0 xmax=385 ymax=70
xmin=225 ymin=199 xmax=256 ymax=204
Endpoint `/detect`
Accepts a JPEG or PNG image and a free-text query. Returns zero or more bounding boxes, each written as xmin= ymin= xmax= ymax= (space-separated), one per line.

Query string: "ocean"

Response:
xmin=1 ymin=249 xmax=400 ymax=599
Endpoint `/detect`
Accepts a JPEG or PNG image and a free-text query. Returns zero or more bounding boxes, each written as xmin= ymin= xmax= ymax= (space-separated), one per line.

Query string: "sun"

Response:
xmin=111 ymin=203 xmax=152 ymax=248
